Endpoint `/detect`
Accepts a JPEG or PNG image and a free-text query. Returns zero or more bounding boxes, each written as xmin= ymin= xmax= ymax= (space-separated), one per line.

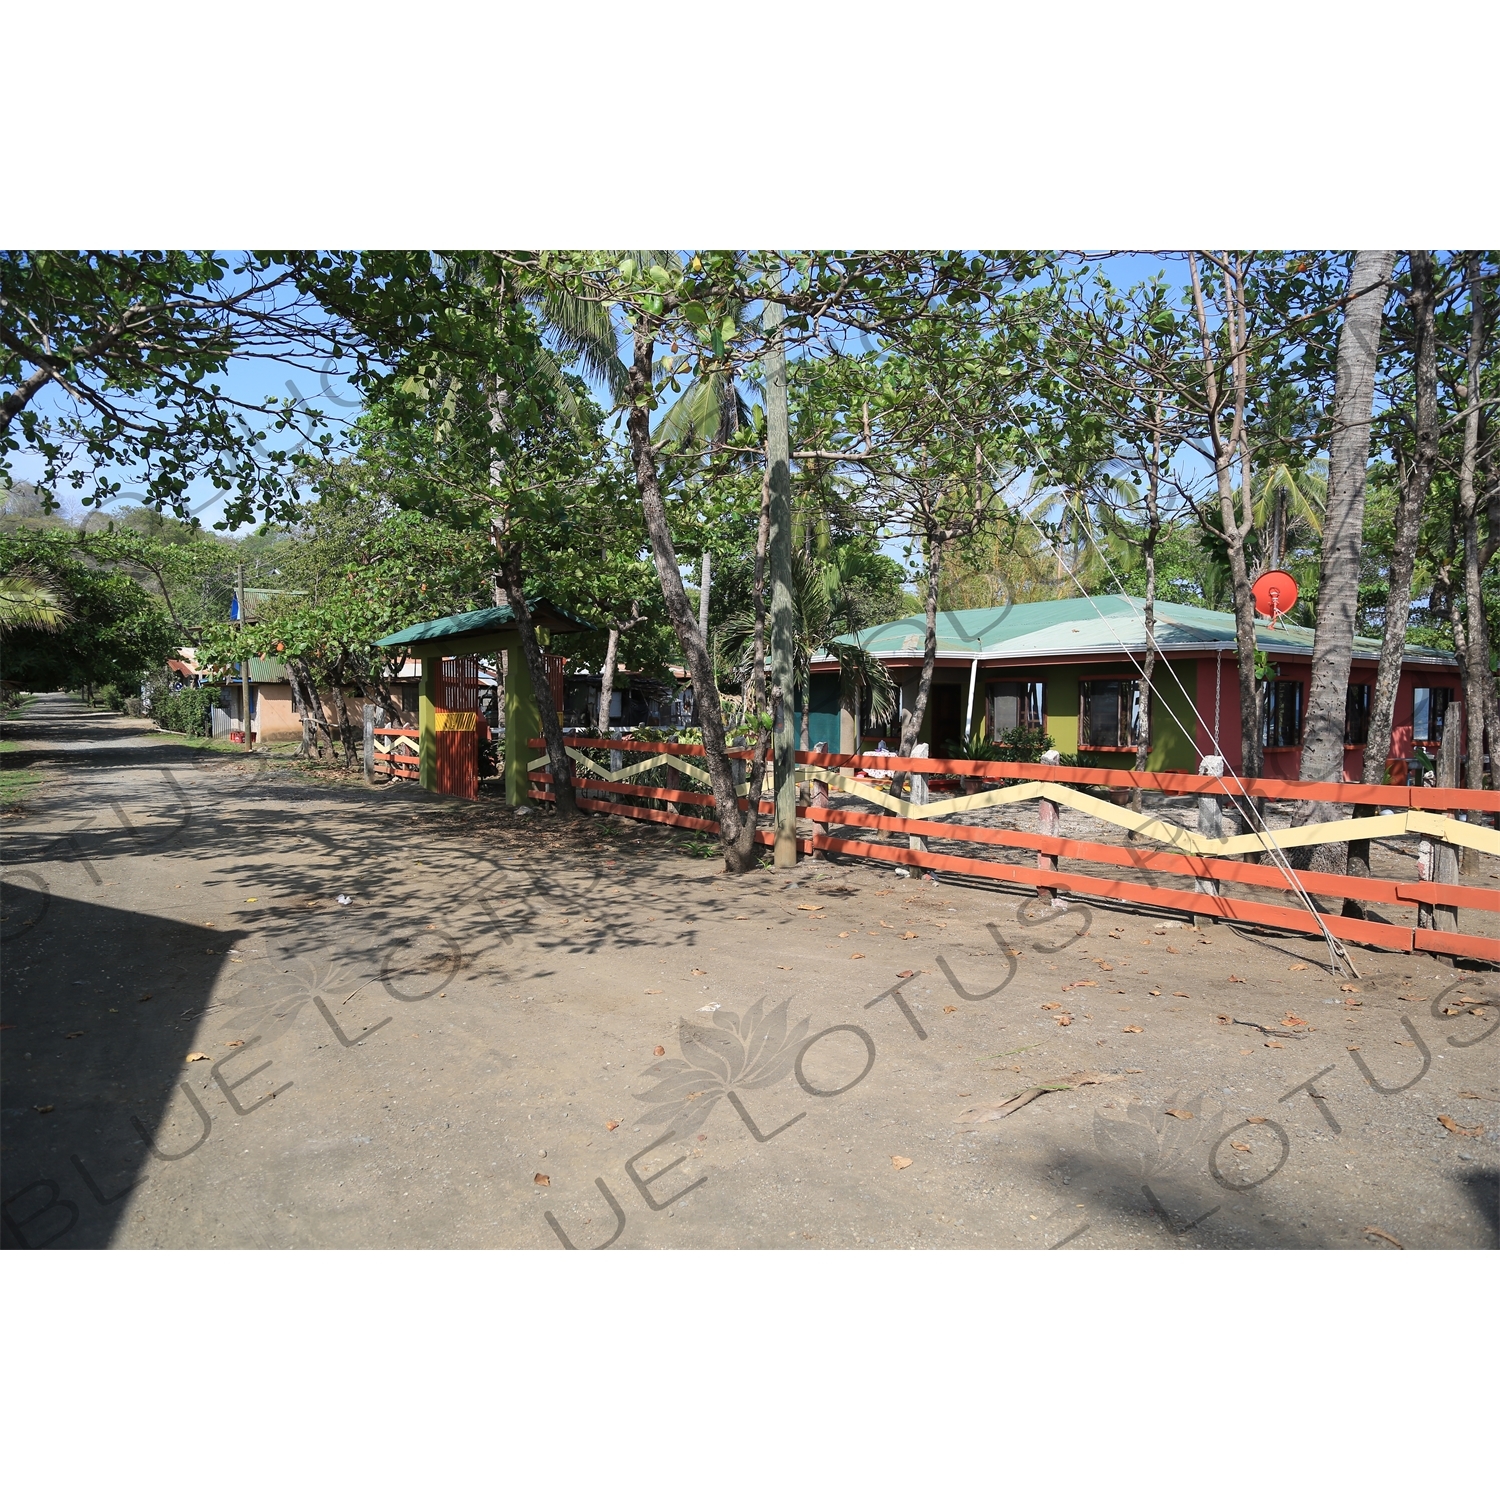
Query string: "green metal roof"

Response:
xmin=375 ymin=599 xmax=595 ymax=650
xmin=827 ymin=595 xmax=1456 ymax=666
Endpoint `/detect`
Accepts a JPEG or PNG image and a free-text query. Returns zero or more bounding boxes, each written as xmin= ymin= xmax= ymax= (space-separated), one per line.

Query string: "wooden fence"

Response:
xmin=528 ymin=737 xmax=1500 ymax=963
xmin=373 ymin=726 xmax=420 ymax=782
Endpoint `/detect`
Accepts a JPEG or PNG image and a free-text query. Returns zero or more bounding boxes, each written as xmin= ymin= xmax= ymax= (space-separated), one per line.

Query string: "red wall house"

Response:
xmin=1194 ymin=651 xmax=1467 ymax=783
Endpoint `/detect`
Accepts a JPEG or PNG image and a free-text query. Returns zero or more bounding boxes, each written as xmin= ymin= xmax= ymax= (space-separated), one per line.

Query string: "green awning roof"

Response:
xmin=824 ymin=594 xmax=1457 ymax=667
xmin=375 ymin=599 xmax=595 ymax=651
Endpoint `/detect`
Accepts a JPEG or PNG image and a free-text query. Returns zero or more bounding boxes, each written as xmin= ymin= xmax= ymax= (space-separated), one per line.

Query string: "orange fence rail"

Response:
xmin=528 ymin=738 xmax=1500 ymax=962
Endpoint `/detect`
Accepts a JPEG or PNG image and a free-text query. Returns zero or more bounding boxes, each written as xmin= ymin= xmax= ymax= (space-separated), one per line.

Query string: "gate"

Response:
xmin=435 ymin=656 xmax=479 ymax=800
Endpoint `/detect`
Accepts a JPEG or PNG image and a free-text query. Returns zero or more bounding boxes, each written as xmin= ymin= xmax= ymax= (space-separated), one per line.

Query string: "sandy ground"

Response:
xmin=3 ymin=694 xmax=1496 ymax=1250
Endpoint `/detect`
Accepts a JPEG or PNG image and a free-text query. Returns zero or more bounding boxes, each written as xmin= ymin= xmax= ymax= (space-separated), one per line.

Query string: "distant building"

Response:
xmin=817 ymin=595 xmax=1464 ymax=781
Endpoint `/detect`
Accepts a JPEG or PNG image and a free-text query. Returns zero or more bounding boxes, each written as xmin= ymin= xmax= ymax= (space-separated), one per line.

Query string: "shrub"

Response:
xmin=151 ymin=682 xmax=218 ymax=737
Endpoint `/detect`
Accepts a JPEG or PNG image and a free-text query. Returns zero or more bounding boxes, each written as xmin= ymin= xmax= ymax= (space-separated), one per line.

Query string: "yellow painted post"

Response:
xmin=503 ymin=632 xmax=541 ymax=807
xmin=419 ymin=657 xmax=437 ymax=791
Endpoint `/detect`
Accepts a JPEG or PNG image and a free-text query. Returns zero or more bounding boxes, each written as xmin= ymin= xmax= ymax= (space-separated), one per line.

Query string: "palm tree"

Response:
xmin=0 ymin=572 xmax=72 ymax=636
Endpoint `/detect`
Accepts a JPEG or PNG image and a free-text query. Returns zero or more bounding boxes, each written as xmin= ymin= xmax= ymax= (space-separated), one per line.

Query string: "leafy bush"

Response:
xmin=151 ymin=683 xmax=218 ymax=737
xmin=950 ymin=724 xmax=1054 ymax=762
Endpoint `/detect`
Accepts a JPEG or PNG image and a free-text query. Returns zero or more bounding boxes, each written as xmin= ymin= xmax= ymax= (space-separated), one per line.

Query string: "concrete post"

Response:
xmin=1430 ymin=709 xmax=1462 ymax=937
xmin=363 ymin=702 xmax=376 ymax=784
xmin=1194 ymin=754 xmax=1225 ymax=928
xmin=811 ymin=741 xmax=829 ymax=859
xmin=1037 ymin=747 xmax=1062 ymax=904
xmin=907 ymin=743 xmax=930 ymax=871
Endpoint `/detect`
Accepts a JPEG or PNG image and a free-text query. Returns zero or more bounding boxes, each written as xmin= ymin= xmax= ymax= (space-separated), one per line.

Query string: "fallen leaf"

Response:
xmin=645 ymin=988 xmax=663 ymax=994
xmin=1166 ymin=945 xmax=1180 ymax=954
xmin=1229 ymin=975 xmax=1246 ymax=983
xmin=1471 ymin=1007 xmax=1490 ymax=1017
xmin=1289 ymin=963 xmax=1307 ymax=971
xmin=1230 ymin=1140 xmax=1252 ymax=1152
xmin=691 ymin=968 xmax=707 ymax=976
xmin=777 ymin=965 xmax=792 ymax=971
xmin=534 ymin=1173 xmax=550 ymax=1186
xmin=1282 ymin=1013 xmax=1308 ymax=1028
xmin=1347 ymin=1044 xmax=1361 ymax=1051
xmin=1343 ymin=997 xmax=1362 ymax=1008
xmin=1095 ymin=960 xmax=1114 ymax=971
xmin=1458 ymin=1091 xmax=1482 ymax=1100
xmin=1246 ymin=1115 xmax=1267 ymax=1124
xmin=1363 ymin=1226 xmax=1403 ymax=1249
xmin=1006 ymin=948 xmax=1022 ymax=957
xmin=1340 ymin=983 xmax=1360 ymax=993
xmin=245 ymin=897 xmax=257 ymax=903
xmin=1240 ymin=1048 xmax=1253 ymax=1054
xmin=1056 ymin=1014 xmax=1073 ymax=1027
xmin=1122 ymin=1025 xmax=1143 ymax=1033
xmin=896 ymin=969 xmax=916 ymax=979
xmin=1216 ymin=1014 xmax=1232 ymax=1025
xmin=65 ymin=1031 xmax=84 ymax=1039
xmin=138 ymin=994 xmax=151 ymax=1002
xmin=797 ymin=903 xmax=825 ymax=911
xmin=1042 ymin=1001 xmax=1063 ymax=1010
xmin=606 ymin=1120 xmax=619 ymax=1131
xmin=943 ymin=1005 xmax=958 ymax=1014
xmin=1437 ymin=1114 xmax=1484 ymax=1138
xmin=653 ymin=1045 xmax=665 ymax=1056
xmin=901 ymin=931 xmax=917 ymax=940
xmin=1165 ymin=1108 xmax=1193 ymax=1120
xmin=1148 ymin=989 xmax=1162 ymax=997
xmin=1264 ymin=1040 xmax=1285 ymax=1049
xmin=891 ymin=1156 xmax=913 ymax=1170
xmin=838 ymin=931 xmax=850 ymax=938
xmin=1067 ymin=980 xmax=1099 ymax=989
xmin=226 ymin=1039 xmax=244 ymax=1048
xmin=1172 ymin=991 xmax=1190 ymax=998
xmin=33 ymin=1104 xmax=54 ymax=1114
xmin=186 ymin=1052 xmax=211 ymax=1062
xmin=850 ymin=953 xmax=865 ymax=960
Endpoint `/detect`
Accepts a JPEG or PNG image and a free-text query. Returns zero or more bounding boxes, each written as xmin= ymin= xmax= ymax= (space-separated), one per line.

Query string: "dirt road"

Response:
xmin=3 ymin=694 xmax=1495 ymax=1249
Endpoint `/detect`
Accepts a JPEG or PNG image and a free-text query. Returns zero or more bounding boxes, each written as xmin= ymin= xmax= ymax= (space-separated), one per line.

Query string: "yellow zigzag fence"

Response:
xmin=527 ymin=751 xmax=1500 ymax=861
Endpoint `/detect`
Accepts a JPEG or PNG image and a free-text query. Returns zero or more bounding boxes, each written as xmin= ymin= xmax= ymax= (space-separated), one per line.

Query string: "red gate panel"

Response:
xmin=435 ymin=656 xmax=479 ymax=800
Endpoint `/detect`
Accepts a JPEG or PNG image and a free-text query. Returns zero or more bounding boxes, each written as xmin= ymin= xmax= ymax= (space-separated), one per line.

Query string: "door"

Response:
xmin=929 ymin=683 xmax=962 ymax=754
xmin=435 ymin=656 xmax=479 ymax=800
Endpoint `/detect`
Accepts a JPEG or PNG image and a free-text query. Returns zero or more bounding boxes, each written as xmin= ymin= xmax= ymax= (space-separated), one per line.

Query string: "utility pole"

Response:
xmin=236 ymin=562 xmax=252 ymax=753
xmin=765 ymin=266 xmax=797 ymax=868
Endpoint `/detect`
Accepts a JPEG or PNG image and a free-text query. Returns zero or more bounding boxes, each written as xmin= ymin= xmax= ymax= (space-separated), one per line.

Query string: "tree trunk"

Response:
xmin=1132 ymin=435 xmax=1163 ymax=813
xmin=495 ymin=544 xmax=576 ymax=817
xmin=1456 ymin=252 xmax=1495 ymax=791
xmin=765 ymin=279 xmax=798 ymax=869
xmin=294 ymin=658 xmax=336 ymax=757
xmin=597 ymin=625 xmax=620 ymax=737
xmin=332 ymin=683 xmax=357 ymax=769
xmin=1362 ymin=252 xmax=1438 ymax=787
xmin=287 ymin=659 xmax=313 ymax=757
xmin=726 ymin=471 xmax=775 ymax=872
xmin=893 ymin=532 xmax=942 ymax=802
xmin=623 ymin=312 xmax=747 ymax=862
xmin=1299 ymin=250 xmax=1398 ymax=789
xmin=698 ymin=551 xmax=711 ymax=642
xmin=1188 ymin=252 xmax=1263 ymax=779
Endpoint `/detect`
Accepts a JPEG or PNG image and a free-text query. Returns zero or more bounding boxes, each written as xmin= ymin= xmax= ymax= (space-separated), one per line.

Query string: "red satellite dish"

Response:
xmin=1251 ymin=570 xmax=1298 ymax=623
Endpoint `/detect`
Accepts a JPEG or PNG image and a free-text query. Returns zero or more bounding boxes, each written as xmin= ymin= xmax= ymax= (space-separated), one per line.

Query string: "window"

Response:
xmin=988 ymin=681 xmax=1045 ymax=736
xmin=1412 ymin=686 xmax=1454 ymax=744
xmin=1344 ymin=683 xmax=1371 ymax=745
xmin=1262 ymin=679 xmax=1304 ymax=748
xmin=400 ymin=680 xmax=420 ymax=714
xmin=1079 ymin=679 xmax=1143 ymax=750
xmin=860 ymin=683 xmax=900 ymax=739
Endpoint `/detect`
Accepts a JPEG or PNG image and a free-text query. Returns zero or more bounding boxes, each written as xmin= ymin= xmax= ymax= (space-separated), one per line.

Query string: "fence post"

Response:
xmin=1193 ymin=755 xmax=1224 ymax=928
xmin=363 ymin=703 xmax=376 ymax=784
xmin=810 ymin=741 xmax=829 ymax=858
xmin=907 ymin=742 xmax=929 ymax=863
xmin=1037 ymin=748 xmax=1061 ymax=905
xmin=1428 ymin=711 xmax=1462 ymax=939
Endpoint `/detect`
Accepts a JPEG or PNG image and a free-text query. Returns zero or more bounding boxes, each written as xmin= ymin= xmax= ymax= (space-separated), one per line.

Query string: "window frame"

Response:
xmin=1343 ymin=681 xmax=1371 ymax=746
xmin=1261 ymin=678 xmax=1305 ymax=749
xmin=1078 ymin=677 xmax=1145 ymax=752
xmin=1411 ymin=685 xmax=1455 ymax=746
xmin=986 ymin=679 xmax=1046 ymax=738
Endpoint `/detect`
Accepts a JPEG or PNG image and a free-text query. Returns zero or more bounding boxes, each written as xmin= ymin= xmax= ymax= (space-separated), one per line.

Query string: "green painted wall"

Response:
xmin=985 ymin=660 xmax=1198 ymax=770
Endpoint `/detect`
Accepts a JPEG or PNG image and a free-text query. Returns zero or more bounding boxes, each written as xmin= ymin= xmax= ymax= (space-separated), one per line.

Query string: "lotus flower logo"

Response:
xmin=1091 ymin=1093 xmax=1224 ymax=1183
xmin=633 ymin=997 xmax=812 ymax=1136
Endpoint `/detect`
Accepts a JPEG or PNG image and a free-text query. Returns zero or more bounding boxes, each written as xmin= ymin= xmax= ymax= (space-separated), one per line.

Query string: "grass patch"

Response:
xmin=0 ymin=766 xmax=44 ymax=810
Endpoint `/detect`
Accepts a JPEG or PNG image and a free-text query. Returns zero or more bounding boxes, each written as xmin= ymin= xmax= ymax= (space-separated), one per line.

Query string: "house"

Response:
xmin=814 ymin=595 xmax=1466 ymax=781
